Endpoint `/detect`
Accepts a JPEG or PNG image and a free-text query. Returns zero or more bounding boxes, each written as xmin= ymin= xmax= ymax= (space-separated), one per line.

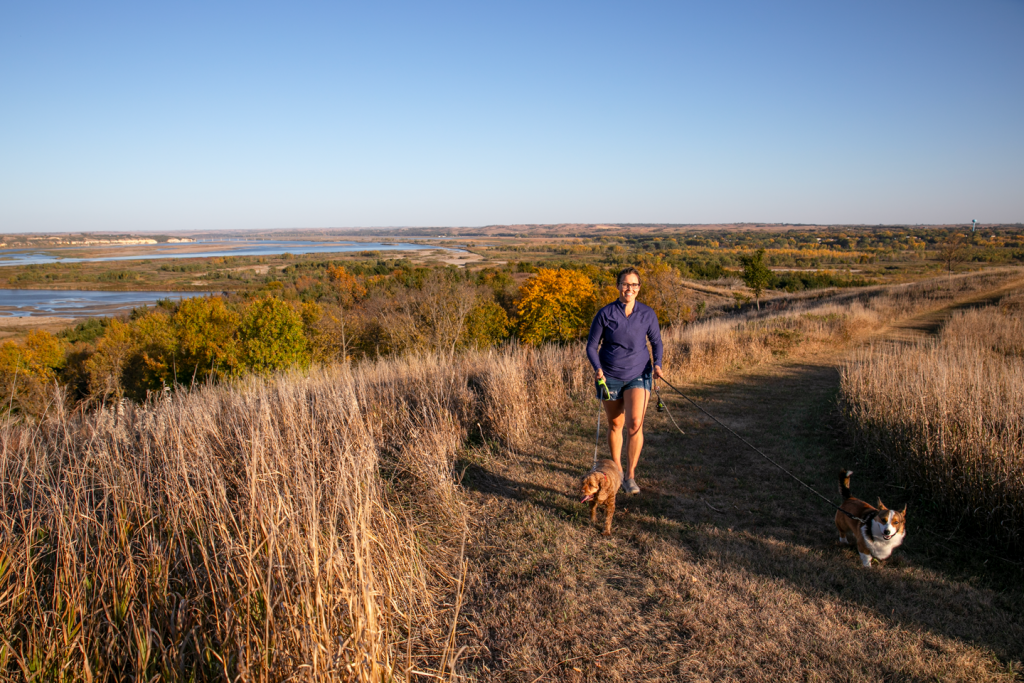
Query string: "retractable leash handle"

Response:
xmin=596 ymin=377 xmax=611 ymax=401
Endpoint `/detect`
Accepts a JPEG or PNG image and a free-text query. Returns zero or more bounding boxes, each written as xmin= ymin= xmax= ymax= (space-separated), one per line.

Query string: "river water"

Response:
xmin=0 ymin=239 xmax=455 ymax=267
xmin=0 ymin=289 xmax=214 ymax=318
xmin=0 ymin=239 xmax=460 ymax=317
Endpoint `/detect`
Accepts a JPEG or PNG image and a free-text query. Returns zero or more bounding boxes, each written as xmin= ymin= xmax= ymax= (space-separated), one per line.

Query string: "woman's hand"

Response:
xmin=595 ymin=369 xmax=605 ymax=381
xmin=654 ymin=365 xmax=664 ymax=379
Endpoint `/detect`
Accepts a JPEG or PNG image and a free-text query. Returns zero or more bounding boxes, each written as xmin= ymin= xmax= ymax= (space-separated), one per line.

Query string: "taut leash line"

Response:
xmin=655 ymin=376 xmax=1022 ymax=568
xmin=657 ymin=376 xmax=864 ymax=523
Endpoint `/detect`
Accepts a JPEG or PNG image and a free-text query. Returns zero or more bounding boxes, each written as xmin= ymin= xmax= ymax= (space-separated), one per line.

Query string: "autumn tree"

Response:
xmin=327 ymin=264 xmax=368 ymax=305
xmin=937 ymin=234 xmax=968 ymax=279
xmin=290 ymin=266 xmax=366 ymax=363
xmin=419 ymin=271 xmax=479 ymax=356
xmin=638 ymin=260 xmax=694 ymax=326
xmin=84 ymin=319 xmax=136 ymax=403
xmin=362 ymin=289 xmax=426 ymax=356
xmin=119 ymin=310 xmax=176 ymax=400
xmin=515 ymin=268 xmax=598 ymax=345
xmin=0 ymin=330 xmax=65 ymax=416
xmin=173 ymin=296 xmax=240 ymax=383
xmin=239 ymin=296 xmax=308 ymax=374
xmin=740 ymin=249 xmax=774 ymax=310
xmin=463 ymin=299 xmax=510 ymax=348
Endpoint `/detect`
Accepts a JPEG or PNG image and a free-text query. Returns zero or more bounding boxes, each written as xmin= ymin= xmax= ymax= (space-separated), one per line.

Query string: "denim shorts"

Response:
xmin=596 ymin=370 xmax=652 ymax=401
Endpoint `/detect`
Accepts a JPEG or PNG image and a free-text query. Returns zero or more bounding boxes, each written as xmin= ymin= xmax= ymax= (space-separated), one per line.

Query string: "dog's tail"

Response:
xmin=839 ymin=470 xmax=853 ymax=500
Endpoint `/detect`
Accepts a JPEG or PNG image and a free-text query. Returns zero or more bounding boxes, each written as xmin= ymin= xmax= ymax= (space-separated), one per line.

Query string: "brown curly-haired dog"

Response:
xmin=579 ymin=459 xmax=623 ymax=535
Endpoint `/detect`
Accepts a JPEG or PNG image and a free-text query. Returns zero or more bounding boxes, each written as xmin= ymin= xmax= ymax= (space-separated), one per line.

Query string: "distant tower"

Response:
xmin=972 ymin=219 xmax=977 ymax=233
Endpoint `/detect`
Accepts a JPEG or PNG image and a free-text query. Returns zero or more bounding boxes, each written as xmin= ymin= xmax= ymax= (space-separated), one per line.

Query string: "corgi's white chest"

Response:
xmin=861 ymin=523 xmax=905 ymax=559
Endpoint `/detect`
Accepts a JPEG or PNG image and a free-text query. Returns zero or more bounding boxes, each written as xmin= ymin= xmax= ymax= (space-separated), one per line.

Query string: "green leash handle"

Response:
xmin=596 ymin=377 xmax=611 ymax=401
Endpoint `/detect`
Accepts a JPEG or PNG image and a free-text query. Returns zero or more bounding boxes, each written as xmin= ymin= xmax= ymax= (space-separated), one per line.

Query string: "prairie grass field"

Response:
xmin=841 ymin=292 xmax=1024 ymax=553
xmin=663 ymin=267 xmax=1024 ymax=381
xmin=2 ymin=268 xmax=1024 ymax=680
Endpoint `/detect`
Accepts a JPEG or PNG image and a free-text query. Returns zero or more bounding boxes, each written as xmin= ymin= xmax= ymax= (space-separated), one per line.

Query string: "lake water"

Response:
xmin=0 ymin=289 xmax=214 ymax=317
xmin=0 ymin=239 xmax=467 ymax=318
xmin=0 ymin=239 xmax=459 ymax=267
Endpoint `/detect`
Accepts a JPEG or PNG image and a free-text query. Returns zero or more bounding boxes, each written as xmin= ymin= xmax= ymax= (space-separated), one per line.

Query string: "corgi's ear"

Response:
xmin=876 ymin=498 xmax=887 ymax=510
xmin=900 ymin=504 xmax=907 ymax=516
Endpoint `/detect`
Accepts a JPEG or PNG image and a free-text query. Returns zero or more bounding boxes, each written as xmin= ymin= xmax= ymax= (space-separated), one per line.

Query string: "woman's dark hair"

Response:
xmin=616 ymin=267 xmax=641 ymax=286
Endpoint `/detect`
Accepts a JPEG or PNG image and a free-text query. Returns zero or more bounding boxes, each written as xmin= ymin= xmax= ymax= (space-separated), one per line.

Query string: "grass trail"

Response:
xmin=878 ymin=272 xmax=1024 ymax=343
xmin=453 ymin=294 xmax=1024 ymax=681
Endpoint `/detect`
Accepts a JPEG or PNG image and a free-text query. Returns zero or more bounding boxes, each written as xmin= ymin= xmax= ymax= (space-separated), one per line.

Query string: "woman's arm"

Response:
xmin=586 ymin=310 xmax=605 ymax=378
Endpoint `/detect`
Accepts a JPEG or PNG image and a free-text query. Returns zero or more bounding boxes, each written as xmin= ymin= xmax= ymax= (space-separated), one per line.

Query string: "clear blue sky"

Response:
xmin=2 ymin=1 xmax=1021 ymax=232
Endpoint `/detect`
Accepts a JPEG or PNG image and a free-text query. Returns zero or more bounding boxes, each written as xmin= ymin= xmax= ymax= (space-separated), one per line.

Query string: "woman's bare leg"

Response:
xmin=602 ymin=398 xmax=625 ymax=468
xmin=623 ymin=387 xmax=650 ymax=480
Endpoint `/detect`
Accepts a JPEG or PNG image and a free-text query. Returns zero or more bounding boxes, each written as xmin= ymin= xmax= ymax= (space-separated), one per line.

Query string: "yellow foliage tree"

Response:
xmin=173 ymin=296 xmax=240 ymax=383
xmin=302 ymin=301 xmax=361 ymax=364
xmin=515 ymin=269 xmax=597 ymax=345
xmin=84 ymin=319 xmax=136 ymax=402
xmin=463 ymin=299 xmax=510 ymax=349
xmin=0 ymin=330 xmax=65 ymax=416
xmin=120 ymin=311 xmax=176 ymax=400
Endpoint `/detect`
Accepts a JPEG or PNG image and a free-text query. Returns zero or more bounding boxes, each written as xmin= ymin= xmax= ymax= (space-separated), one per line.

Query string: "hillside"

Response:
xmin=456 ymin=317 xmax=1024 ymax=680
xmin=2 ymin=270 xmax=1022 ymax=681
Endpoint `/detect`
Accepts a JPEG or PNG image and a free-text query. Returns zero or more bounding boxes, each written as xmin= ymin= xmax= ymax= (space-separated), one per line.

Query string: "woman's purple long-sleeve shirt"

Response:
xmin=586 ymin=301 xmax=663 ymax=381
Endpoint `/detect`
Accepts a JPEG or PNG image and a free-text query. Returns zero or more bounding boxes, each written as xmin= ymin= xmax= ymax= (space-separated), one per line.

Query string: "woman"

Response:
xmin=586 ymin=267 xmax=663 ymax=494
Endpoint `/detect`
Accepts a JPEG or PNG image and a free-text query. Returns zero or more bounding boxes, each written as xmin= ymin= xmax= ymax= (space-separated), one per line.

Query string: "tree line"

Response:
xmin=0 ymin=262 xmax=702 ymax=417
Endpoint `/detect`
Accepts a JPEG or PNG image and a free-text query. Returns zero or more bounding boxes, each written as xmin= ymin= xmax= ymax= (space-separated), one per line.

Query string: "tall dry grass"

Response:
xmin=840 ymin=301 xmax=1024 ymax=554
xmin=0 ymin=345 xmax=591 ymax=681
xmin=808 ymin=267 xmax=1023 ymax=321
xmin=662 ymin=302 xmax=875 ymax=380
xmin=662 ymin=268 xmax=1024 ymax=382
xmin=3 ymin=268 xmax=1021 ymax=679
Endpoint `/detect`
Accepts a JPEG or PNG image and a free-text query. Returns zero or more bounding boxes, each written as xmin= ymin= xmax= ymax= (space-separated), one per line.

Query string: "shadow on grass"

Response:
xmin=461 ymin=355 xmax=1024 ymax=667
xmin=626 ymin=360 xmax=1024 ymax=663
xmin=684 ymin=521 xmax=1023 ymax=661
xmin=461 ymin=461 xmax=578 ymax=518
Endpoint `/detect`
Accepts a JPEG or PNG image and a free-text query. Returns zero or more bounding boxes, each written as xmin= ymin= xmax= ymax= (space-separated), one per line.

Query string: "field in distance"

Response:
xmin=1 ymin=224 xmax=1022 ymax=298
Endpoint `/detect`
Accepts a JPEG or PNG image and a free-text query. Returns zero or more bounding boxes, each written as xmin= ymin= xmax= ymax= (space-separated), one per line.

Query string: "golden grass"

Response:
xmin=662 ymin=305 xmax=872 ymax=381
xmin=663 ymin=268 xmax=1024 ymax=382
xmin=457 ymin=355 xmax=1024 ymax=681
xmin=841 ymin=300 xmax=1024 ymax=553
xmin=3 ymin=267 xmax=1022 ymax=679
xmin=0 ymin=345 xmax=595 ymax=681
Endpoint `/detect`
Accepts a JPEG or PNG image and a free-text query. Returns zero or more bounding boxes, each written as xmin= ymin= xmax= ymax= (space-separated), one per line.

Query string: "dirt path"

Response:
xmin=454 ymin=290 xmax=1024 ymax=681
xmin=880 ymin=274 xmax=1024 ymax=343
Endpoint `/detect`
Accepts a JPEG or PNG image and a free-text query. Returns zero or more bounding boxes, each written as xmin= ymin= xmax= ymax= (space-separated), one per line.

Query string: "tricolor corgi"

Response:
xmin=835 ymin=470 xmax=906 ymax=567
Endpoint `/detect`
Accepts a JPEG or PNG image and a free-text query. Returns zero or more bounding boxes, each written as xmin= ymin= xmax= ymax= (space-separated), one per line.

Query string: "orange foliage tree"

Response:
xmin=638 ymin=260 xmax=695 ymax=326
xmin=515 ymin=268 xmax=598 ymax=345
xmin=327 ymin=264 xmax=368 ymax=305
